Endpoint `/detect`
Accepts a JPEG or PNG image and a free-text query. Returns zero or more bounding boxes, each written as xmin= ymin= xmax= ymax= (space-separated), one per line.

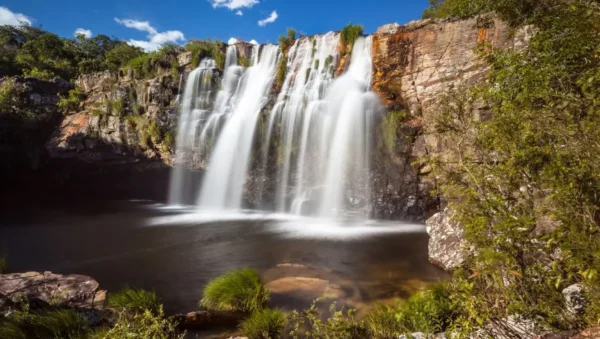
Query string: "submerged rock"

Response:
xmin=426 ymin=207 xmax=466 ymax=271
xmin=169 ymin=310 xmax=244 ymax=330
xmin=0 ymin=271 xmax=106 ymax=310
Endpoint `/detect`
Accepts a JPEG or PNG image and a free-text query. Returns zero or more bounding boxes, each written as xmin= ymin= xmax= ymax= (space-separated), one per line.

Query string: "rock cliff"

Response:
xmin=370 ymin=16 xmax=532 ymax=220
xmin=31 ymin=18 xmax=531 ymax=219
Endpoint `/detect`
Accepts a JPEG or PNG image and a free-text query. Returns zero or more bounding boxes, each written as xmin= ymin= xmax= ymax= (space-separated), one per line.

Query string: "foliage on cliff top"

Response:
xmin=340 ymin=23 xmax=364 ymax=55
xmin=200 ymin=268 xmax=270 ymax=313
xmin=424 ymin=0 xmax=600 ymax=336
xmin=185 ymin=39 xmax=225 ymax=69
xmin=0 ymin=23 xmax=144 ymax=81
xmin=126 ymin=43 xmax=182 ymax=78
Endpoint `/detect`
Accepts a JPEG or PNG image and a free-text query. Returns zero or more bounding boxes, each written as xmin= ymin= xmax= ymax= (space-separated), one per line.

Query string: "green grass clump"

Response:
xmin=90 ymin=307 xmax=184 ymax=339
xmin=200 ymin=268 xmax=270 ymax=313
xmin=3 ymin=309 xmax=89 ymax=339
xmin=107 ymin=288 xmax=160 ymax=315
xmin=241 ymin=309 xmax=287 ymax=339
xmin=366 ymin=282 xmax=455 ymax=336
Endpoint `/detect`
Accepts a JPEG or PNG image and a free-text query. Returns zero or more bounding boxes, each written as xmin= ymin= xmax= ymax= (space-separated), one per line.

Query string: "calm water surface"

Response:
xmin=0 ymin=201 xmax=444 ymax=314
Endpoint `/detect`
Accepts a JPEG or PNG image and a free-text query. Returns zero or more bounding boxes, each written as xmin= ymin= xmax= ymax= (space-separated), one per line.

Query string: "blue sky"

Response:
xmin=1 ymin=0 xmax=430 ymax=51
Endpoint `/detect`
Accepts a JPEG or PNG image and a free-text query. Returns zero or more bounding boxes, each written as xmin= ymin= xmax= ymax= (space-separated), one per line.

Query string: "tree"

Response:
xmin=104 ymin=42 xmax=144 ymax=71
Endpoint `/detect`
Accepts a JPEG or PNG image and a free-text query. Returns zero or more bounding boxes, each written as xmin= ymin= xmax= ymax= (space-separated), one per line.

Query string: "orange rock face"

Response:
xmin=372 ymin=17 xmax=532 ymax=117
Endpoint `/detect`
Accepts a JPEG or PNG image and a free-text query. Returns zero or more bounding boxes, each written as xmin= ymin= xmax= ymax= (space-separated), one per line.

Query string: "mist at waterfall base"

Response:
xmin=169 ymin=34 xmax=384 ymax=223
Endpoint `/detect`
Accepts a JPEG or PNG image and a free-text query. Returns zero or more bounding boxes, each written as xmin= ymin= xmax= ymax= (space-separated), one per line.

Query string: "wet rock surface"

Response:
xmin=426 ymin=207 xmax=466 ymax=271
xmin=0 ymin=271 xmax=106 ymax=310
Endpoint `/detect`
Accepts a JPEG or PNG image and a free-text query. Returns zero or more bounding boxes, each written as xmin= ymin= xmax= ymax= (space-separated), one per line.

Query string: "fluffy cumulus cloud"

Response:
xmin=114 ymin=18 xmax=185 ymax=52
xmin=235 ymin=10 xmax=243 ymax=16
xmin=0 ymin=6 xmax=32 ymax=26
xmin=74 ymin=28 xmax=92 ymax=38
xmin=209 ymin=0 xmax=258 ymax=10
xmin=258 ymin=11 xmax=278 ymax=27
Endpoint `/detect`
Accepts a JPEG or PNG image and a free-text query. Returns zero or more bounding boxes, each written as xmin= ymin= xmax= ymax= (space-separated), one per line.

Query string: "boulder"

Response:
xmin=562 ymin=283 xmax=586 ymax=314
xmin=426 ymin=207 xmax=466 ymax=271
xmin=0 ymin=271 xmax=106 ymax=310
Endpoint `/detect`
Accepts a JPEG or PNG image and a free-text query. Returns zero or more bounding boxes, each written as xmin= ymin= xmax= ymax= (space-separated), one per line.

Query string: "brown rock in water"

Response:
xmin=0 ymin=271 xmax=106 ymax=310
xmin=426 ymin=207 xmax=466 ymax=271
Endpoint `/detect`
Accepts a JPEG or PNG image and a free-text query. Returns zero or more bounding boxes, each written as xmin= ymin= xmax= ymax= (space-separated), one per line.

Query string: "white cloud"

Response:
xmin=114 ymin=18 xmax=157 ymax=35
xmin=258 ymin=11 xmax=278 ymax=27
xmin=228 ymin=37 xmax=239 ymax=45
xmin=249 ymin=39 xmax=258 ymax=45
xmin=235 ymin=10 xmax=243 ymax=16
xmin=74 ymin=28 xmax=92 ymax=38
xmin=0 ymin=6 xmax=32 ymax=26
xmin=209 ymin=0 xmax=258 ymax=10
xmin=115 ymin=17 xmax=185 ymax=52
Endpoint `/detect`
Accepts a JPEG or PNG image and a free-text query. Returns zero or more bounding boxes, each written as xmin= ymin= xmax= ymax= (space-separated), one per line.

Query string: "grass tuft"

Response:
xmin=200 ymin=268 xmax=270 ymax=313
xmin=107 ymin=288 xmax=160 ymax=315
xmin=240 ymin=308 xmax=287 ymax=339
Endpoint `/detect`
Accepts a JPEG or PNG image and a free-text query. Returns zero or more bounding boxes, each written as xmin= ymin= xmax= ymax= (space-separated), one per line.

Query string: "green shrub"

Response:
xmin=241 ymin=309 xmax=287 ymax=339
xmin=276 ymin=57 xmax=287 ymax=88
xmin=0 ymin=256 xmax=7 ymax=274
xmin=3 ymin=309 xmax=90 ymax=339
xmin=107 ymin=288 xmax=160 ymax=315
xmin=24 ymin=67 xmax=56 ymax=80
xmin=379 ymin=110 xmax=408 ymax=154
xmin=0 ymin=78 xmax=25 ymax=113
xmin=109 ymin=98 xmax=124 ymax=116
xmin=57 ymin=87 xmax=86 ymax=114
xmin=239 ymin=56 xmax=251 ymax=67
xmin=289 ymin=301 xmax=367 ymax=339
xmin=201 ymin=268 xmax=270 ymax=313
xmin=340 ymin=23 xmax=364 ymax=55
xmin=0 ymin=320 xmax=26 ymax=339
xmin=90 ymin=307 xmax=184 ymax=339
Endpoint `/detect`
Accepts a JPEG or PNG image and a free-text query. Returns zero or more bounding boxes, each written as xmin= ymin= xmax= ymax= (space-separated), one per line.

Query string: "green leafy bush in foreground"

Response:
xmin=289 ymin=301 xmax=368 ymax=339
xmin=367 ymin=282 xmax=455 ymax=337
xmin=90 ymin=307 xmax=184 ymax=339
xmin=0 ymin=309 xmax=89 ymax=339
xmin=107 ymin=287 xmax=160 ymax=315
xmin=201 ymin=268 xmax=270 ymax=313
xmin=241 ymin=308 xmax=287 ymax=339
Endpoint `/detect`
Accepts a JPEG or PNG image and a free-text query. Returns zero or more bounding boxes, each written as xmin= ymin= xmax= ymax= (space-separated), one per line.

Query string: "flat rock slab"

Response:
xmin=0 ymin=271 xmax=105 ymax=309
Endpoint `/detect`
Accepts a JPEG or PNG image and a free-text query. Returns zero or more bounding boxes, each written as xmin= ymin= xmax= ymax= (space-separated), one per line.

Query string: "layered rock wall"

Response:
xmin=370 ymin=16 xmax=532 ymax=220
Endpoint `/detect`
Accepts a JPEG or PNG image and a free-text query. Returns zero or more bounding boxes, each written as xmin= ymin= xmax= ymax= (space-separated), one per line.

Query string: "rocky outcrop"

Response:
xmin=425 ymin=207 xmax=466 ymax=271
xmin=0 ymin=271 xmax=106 ymax=310
xmin=370 ymin=16 xmax=533 ymax=220
xmin=46 ymin=70 xmax=181 ymax=164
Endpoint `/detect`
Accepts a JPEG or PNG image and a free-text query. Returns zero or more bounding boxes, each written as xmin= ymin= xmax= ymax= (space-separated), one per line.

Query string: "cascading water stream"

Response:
xmin=169 ymin=35 xmax=379 ymax=220
xmin=264 ymin=35 xmax=378 ymax=219
xmin=168 ymin=59 xmax=217 ymax=205
xmin=197 ymin=45 xmax=279 ymax=209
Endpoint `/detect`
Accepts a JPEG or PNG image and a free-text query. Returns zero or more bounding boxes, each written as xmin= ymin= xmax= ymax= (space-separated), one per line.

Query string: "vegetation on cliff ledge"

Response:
xmin=419 ymin=0 xmax=600 ymax=336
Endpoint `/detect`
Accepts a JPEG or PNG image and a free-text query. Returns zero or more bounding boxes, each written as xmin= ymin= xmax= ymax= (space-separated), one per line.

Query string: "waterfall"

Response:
xmin=263 ymin=35 xmax=378 ymax=218
xmin=197 ymin=45 xmax=280 ymax=209
xmin=169 ymin=35 xmax=379 ymax=219
xmin=168 ymin=59 xmax=218 ymax=205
